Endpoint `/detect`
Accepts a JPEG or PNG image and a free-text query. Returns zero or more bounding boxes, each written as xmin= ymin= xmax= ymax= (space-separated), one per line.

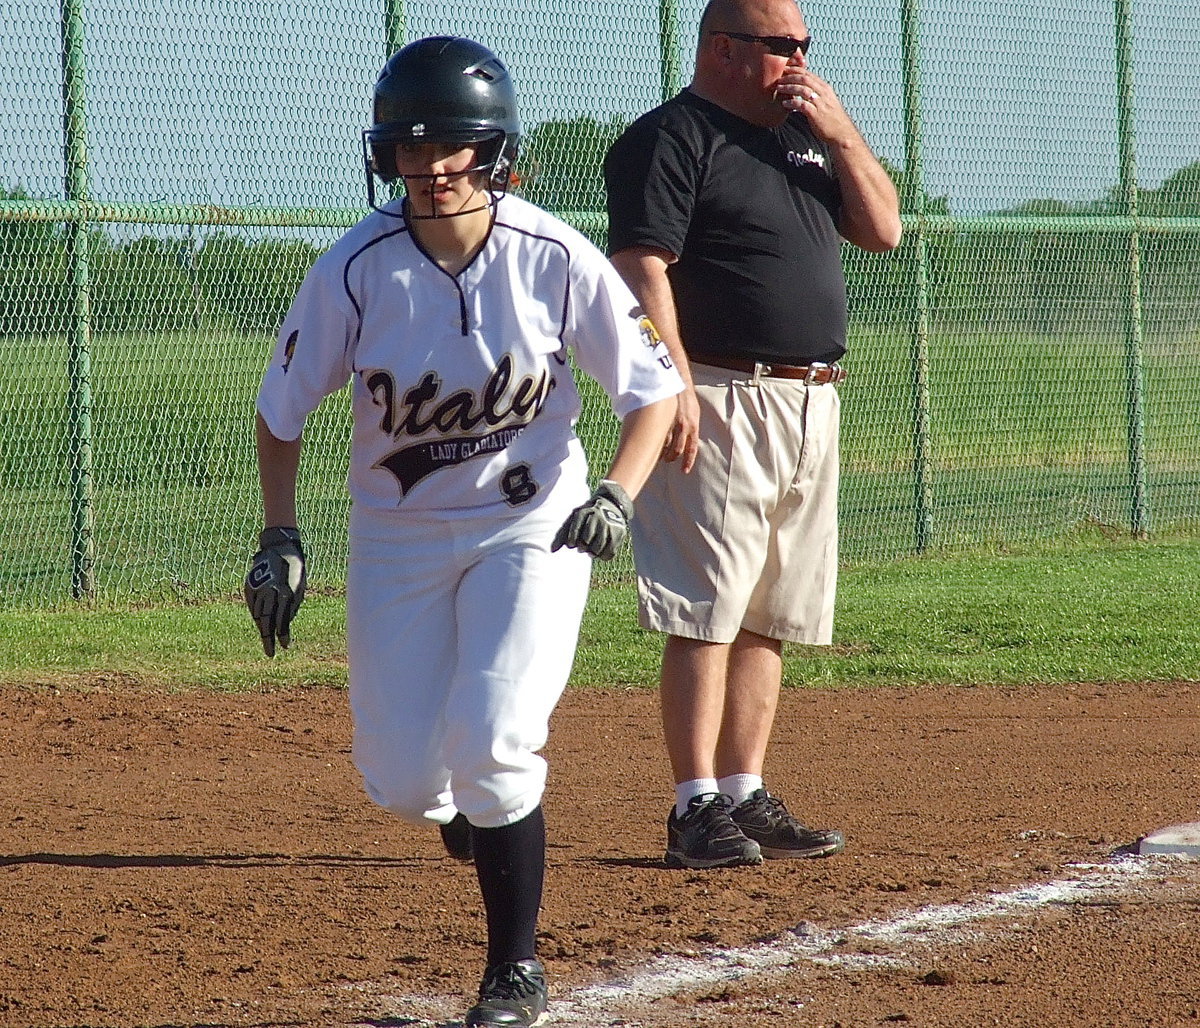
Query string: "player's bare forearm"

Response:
xmin=550 ymin=397 xmax=674 ymax=561
xmin=255 ymin=412 xmax=302 ymax=529
xmin=603 ymin=397 xmax=679 ymax=500
xmin=609 ymin=247 xmax=701 ymax=472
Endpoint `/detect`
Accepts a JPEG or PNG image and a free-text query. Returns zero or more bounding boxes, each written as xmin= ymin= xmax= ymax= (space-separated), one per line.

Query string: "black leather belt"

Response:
xmin=691 ymin=355 xmax=847 ymax=384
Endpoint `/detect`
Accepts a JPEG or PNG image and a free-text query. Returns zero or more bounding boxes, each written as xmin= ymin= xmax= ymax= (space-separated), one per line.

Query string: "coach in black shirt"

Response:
xmin=604 ymin=0 xmax=901 ymax=870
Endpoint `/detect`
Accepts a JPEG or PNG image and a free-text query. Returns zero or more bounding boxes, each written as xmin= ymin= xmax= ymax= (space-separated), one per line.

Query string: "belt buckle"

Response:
xmin=805 ymin=361 xmax=829 ymax=384
xmin=752 ymin=361 xmax=772 ymax=384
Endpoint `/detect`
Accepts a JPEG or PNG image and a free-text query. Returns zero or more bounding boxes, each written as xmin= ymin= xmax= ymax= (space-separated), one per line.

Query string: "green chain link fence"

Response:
xmin=1 ymin=0 xmax=1198 ymax=607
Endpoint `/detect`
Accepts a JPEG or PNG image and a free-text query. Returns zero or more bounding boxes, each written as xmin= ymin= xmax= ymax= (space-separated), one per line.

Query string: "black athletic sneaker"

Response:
xmin=664 ymin=793 xmax=763 ymax=869
xmin=439 ymin=812 xmax=473 ymax=861
xmin=730 ymin=789 xmax=845 ymax=859
xmin=464 ymin=958 xmax=548 ymax=1027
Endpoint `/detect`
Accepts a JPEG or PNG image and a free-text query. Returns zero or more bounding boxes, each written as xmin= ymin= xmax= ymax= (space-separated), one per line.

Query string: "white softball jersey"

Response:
xmin=257 ymin=192 xmax=682 ymax=519
xmin=256 ymin=193 xmax=682 ymax=830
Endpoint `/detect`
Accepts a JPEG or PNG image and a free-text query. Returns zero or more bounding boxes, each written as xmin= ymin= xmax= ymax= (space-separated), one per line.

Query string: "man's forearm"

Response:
xmin=609 ymin=249 xmax=694 ymax=388
xmin=832 ymin=134 xmax=902 ymax=253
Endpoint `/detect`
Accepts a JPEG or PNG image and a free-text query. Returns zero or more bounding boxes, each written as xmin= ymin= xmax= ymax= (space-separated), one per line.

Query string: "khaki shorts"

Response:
xmin=632 ymin=362 xmax=840 ymax=645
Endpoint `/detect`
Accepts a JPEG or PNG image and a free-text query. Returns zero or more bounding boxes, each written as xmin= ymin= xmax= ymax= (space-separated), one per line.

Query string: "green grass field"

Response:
xmin=1 ymin=326 xmax=1198 ymax=606
xmin=1 ymin=534 xmax=1196 ymax=690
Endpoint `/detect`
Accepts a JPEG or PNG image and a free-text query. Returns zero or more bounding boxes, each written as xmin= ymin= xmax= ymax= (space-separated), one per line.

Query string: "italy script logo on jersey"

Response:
xmin=366 ymin=352 xmax=555 ymax=498
xmin=631 ymin=307 xmax=673 ymax=371
xmin=787 ymin=147 xmax=826 ymax=169
xmin=281 ymin=329 xmax=299 ymax=374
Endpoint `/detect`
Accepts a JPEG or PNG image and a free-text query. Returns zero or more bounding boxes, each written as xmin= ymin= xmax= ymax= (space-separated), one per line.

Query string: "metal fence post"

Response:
xmin=901 ymin=0 xmax=933 ymax=553
xmin=61 ymin=0 xmax=96 ymax=599
xmin=1115 ymin=0 xmax=1150 ymax=538
xmin=659 ymin=0 xmax=681 ymax=102
xmin=384 ymin=0 xmax=405 ymax=60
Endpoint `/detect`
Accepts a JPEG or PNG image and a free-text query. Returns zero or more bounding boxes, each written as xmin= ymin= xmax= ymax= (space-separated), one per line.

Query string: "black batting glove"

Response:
xmin=244 ymin=526 xmax=307 ymax=656
xmin=551 ymin=480 xmax=634 ymax=561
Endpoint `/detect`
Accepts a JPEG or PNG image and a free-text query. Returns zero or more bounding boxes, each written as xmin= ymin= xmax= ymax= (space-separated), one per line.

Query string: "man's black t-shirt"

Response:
xmin=604 ymin=89 xmax=847 ymax=365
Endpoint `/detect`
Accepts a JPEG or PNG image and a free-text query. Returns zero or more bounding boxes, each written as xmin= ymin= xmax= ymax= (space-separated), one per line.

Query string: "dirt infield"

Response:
xmin=1 ymin=679 xmax=1198 ymax=1027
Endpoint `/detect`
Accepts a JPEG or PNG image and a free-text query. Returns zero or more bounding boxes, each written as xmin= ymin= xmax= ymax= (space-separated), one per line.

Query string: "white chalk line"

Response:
xmin=347 ymin=853 xmax=1190 ymax=1027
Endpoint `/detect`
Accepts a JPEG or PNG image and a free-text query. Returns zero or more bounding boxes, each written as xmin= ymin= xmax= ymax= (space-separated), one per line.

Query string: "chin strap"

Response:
xmin=367 ymin=172 xmax=508 ymax=221
xmin=401 ymin=193 xmax=499 ymax=221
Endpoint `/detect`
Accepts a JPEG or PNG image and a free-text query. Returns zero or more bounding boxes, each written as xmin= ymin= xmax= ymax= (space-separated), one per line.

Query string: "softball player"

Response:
xmin=243 ymin=36 xmax=681 ymax=1028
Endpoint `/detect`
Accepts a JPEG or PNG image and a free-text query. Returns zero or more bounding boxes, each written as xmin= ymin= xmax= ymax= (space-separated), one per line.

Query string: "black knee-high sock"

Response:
xmin=471 ymin=805 xmax=545 ymax=967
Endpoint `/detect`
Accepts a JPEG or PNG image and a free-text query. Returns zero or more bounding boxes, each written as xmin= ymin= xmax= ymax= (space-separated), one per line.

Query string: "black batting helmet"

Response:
xmin=363 ymin=36 xmax=521 ymax=194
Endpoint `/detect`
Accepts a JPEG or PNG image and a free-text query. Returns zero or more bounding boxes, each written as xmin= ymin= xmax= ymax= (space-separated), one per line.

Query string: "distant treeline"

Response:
xmin=875 ymin=157 xmax=1200 ymax=333
xmin=0 ymin=196 xmax=319 ymax=337
xmin=844 ymin=216 xmax=1200 ymax=334
xmin=3 ymin=118 xmax=1199 ymax=338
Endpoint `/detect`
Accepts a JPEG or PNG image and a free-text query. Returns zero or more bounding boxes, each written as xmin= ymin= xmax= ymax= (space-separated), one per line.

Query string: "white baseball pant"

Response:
xmin=347 ymin=503 xmax=591 ymax=830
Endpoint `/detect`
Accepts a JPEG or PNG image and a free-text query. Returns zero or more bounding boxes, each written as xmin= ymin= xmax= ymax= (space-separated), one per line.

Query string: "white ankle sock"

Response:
xmin=717 ymin=773 xmax=763 ymax=806
xmin=675 ymin=778 xmax=719 ymax=817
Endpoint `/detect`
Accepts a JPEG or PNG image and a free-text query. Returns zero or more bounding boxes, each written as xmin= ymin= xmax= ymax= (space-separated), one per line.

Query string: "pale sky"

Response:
xmin=2 ymin=0 xmax=1198 ymax=216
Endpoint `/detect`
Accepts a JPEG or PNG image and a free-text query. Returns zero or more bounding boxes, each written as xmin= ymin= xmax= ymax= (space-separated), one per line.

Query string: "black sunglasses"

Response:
xmin=711 ymin=31 xmax=812 ymax=57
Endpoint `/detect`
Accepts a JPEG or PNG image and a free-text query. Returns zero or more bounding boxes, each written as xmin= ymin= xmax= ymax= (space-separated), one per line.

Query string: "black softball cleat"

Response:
xmin=438 ymin=811 xmax=474 ymax=861
xmin=464 ymin=958 xmax=548 ymax=1027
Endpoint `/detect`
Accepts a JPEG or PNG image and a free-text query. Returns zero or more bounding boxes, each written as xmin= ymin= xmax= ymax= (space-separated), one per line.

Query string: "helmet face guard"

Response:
xmin=362 ymin=37 xmax=521 ymax=217
xmin=362 ymin=126 xmax=514 ymax=213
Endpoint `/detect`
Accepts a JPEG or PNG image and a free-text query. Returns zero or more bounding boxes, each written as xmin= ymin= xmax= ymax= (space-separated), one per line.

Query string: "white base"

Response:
xmin=1138 ymin=822 xmax=1200 ymax=856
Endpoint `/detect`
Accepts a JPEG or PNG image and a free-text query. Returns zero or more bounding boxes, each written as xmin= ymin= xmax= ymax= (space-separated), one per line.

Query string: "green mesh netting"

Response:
xmin=1 ymin=0 xmax=1198 ymax=605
